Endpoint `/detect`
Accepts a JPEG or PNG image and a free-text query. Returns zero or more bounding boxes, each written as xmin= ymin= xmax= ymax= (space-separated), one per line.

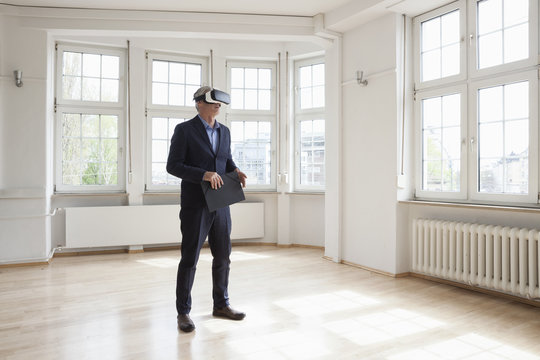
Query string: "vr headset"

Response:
xmin=194 ymin=89 xmax=230 ymax=105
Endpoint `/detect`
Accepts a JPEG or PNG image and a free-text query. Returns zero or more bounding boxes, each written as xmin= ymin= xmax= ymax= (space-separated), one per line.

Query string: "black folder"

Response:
xmin=201 ymin=171 xmax=245 ymax=212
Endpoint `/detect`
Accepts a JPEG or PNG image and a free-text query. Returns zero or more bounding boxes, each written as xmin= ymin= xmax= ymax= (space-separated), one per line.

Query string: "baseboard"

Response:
xmin=410 ymin=273 xmax=540 ymax=308
xmin=0 ymin=260 xmax=50 ymax=268
xmin=322 ymin=257 xmax=409 ymax=278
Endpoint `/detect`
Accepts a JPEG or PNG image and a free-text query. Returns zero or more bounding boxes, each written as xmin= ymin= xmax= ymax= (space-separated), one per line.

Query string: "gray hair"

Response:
xmin=194 ymin=86 xmax=213 ymax=111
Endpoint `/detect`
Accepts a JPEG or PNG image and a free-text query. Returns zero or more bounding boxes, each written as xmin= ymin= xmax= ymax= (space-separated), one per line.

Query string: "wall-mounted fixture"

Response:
xmin=14 ymin=70 xmax=23 ymax=87
xmin=356 ymin=71 xmax=368 ymax=86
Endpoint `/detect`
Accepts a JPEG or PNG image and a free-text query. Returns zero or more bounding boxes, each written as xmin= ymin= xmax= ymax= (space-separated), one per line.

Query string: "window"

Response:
xmin=414 ymin=0 xmax=538 ymax=204
xmin=55 ymin=44 xmax=125 ymax=192
xmin=295 ymin=58 xmax=325 ymax=190
xmin=227 ymin=61 xmax=276 ymax=190
xmin=414 ymin=1 xmax=466 ymax=88
xmin=146 ymin=53 xmax=208 ymax=191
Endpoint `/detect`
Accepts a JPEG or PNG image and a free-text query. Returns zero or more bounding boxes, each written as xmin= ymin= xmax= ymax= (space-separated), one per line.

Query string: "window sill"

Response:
xmin=400 ymin=199 xmax=540 ymax=213
xmin=286 ymin=191 xmax=325 ymax=196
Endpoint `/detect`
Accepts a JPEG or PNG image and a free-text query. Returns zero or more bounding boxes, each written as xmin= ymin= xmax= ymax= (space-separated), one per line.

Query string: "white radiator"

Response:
xmin=65 ymin=203 xmax=264 ymax=248
xmin=412 ymin=218 xmax=540 ymax=299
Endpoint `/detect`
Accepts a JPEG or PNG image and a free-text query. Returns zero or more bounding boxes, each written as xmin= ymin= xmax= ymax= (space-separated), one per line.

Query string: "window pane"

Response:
xmin=63 ymin=76 xmax=81 ymax=100
xmin=442 ymin=94 xmax=460 ymax=127
xmin=424 ymin=129 xmax=442 ymax=160
xmin=258 ymin=89 xmax=271 ymax=110
xmin=185 ymin=64 xmax=201 ymax=85
xmin=153 ymin=117 xmax=168 ymax=139
xmin=312 ymin=64 xmax=325 ymax=86
xmin=300 ymin=88 xmax=312 ymax=109
xmin=479 ymin=122 xmax=503 ymax=158
xmin=82 ymin=114 xmax=99 ymax=138
xmin=300 ymin=66 xmax=311 ymax=87
xmin=101 ymin=115 xmax=118 ymax=138
xmin=442 ymin=127 xmax=461 ymax=160
xmin=478 ymin=0 xmax=502 ymax=35
xmin=153 ymin=61 xmax=168 ymax=82
xmin=231 ymin=121 xmax=272 ymax=185
xmin=63 ymin=113 xmax=81 ymax=137
xmin=441 ymin=44 xmax=460 ymax=77
xmin=152 ymin=163 xmax=167 ymax=185
xmin=83 ymin=53 xmax=100 ymax=77
xmin=258 ymin=122 xmax=271 ymax=140
xmin=244 ymin=68 xmax=258 ymax=88
xmin=422 ymin=97 xmax=441 ymax=128
xmin=102 ymin=139 xmax=117 ymax=163
xmin=152 ymin=140 xmax=168 ymax=162
xmin=259 ymin=69 xmax=271 ymax=89
xmin=479 ymin=86 xmax=503 ymax=123
xmin=442 ymin=159 xmax=460 ymax=192
xmin=441 ymin=10 xmax=460 ymax=46
xmin=185 ymin=85 xmax=199 ymax=106
xmin=152 ymin=83 xmax=168 ymax=105
xmin=101 ymin=79 xmax=119 ymax=102
xmin=504 ymin=0 xmax=528 ymax=27
xmin=299 ymin=119 xmax=325 ymax=187
xmin=478 ymin=32 xmax=503 ymax=69
xmin=169 ymin=84 xmax=185 ymax=106
xmin=244 ymin=89 xmax=257 ymax=110
xmin=312 ymin=86 xmax=325 ymax=108
xmin=82 ymin=77 xmax=100 ymax=101
xmin=62 ymin=137 xmax=80 ymax=162
xmin=63 ymin=52 xmax=81 ymax=76
xmin=505 ymin=120 xmax=528 ymax=156
xmin=231 ymin=68 xmax=244 ymax=88
xmin=424 ymin=160 xmax=442 ymax=191
xmin=169 ymin=62 xmax=185 ymax=84
xmin=101 ymin=55 xmax=119 ymax=79
xmin=231 ymin=121 xmax=244 ymax=142
xmin=504 ymin=23 xmax=528 ymax=64
xmin=478 ymin=81 xmax=529 ymax=194
xmin=422 ymin=49 xmax=441 ymax=82
xmin=504 ymin=81 xmax=528 ymax=120
xmin=422 ymin=17 xmax=441 ymax=51
xmin=231 ymin=89 xmax=244 ymax=109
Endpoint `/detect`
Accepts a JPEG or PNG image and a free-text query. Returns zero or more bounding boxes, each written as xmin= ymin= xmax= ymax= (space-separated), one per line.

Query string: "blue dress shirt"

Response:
xmin=198 ymin=115 xmax=220 ymax=154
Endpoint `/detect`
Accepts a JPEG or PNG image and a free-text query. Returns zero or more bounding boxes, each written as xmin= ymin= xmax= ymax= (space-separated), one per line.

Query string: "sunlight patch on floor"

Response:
xmin=325 ymin=308 xmax=444 ymax=346
xmin=198 ymin=251 xmax=271 ymax=263
xmin=387 ymin=333 xmax=540 ymax=360
xmin=136 ymin=257 xmax=178 ymax=268
xmin=274 ymin=291 xmax=379 ymax=316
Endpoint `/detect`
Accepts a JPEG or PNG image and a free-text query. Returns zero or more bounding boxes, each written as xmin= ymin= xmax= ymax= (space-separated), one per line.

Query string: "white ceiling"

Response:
xmin=2 ymin=0 xmax=354 ymax=17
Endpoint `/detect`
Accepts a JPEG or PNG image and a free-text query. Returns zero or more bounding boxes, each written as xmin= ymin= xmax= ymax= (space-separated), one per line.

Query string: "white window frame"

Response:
xmin=414 ymin=1 xmax=539 ymax=205
xmin=294 ymin=57 xmax=326 ymax=192
xmin=468 ymin=0 xmax=538 ymax=79
xmin=468 ymin=70 xmax=538 ymax=203
xmin=55 ymin=43 xmax=126 ymax=193
xmin=414 ymin=0 xmax=467 ymax=90
xmin=415 ymin=85 xmax=468 ymax=200
xmin=226 ymin=60 xmax=277 ymax=191
xmin=145 ymin=52 xmax=208 ymax=192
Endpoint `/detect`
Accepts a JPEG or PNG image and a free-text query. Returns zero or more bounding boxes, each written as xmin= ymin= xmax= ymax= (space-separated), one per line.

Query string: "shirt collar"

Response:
xmin=198 ymin=115 xmax=220 ymax=130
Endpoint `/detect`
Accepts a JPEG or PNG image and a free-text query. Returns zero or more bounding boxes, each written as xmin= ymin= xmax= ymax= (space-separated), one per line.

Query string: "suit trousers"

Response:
xmin=176 ymin=205 xmax=232 ymax=315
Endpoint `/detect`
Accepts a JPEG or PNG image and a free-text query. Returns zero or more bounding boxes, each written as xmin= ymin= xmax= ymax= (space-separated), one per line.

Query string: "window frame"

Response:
xmin=413 ymin=1 xmax=539 ymax=205
xmin=468 ymin=70 xmax=538 ymax=203
xmin=414 ymin=84 xmax=468 ymax=200
xmin=145 ymin=52 xmax=208 ymax=192
xmin=55 ymin=43 xmax=126 ymax=193
xmin=468 ymin=0 xmax=538 ymax=79
xmin=294 ymin=57 xmax=326 ymax=192
xmin=413 ymin=0 xmax=467 ymax=90
xmin=226 ymin=60 xmax=277 ymax=191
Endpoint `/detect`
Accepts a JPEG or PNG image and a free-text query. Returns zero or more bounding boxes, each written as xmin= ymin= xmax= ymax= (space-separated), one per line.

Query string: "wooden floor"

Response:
xmin=1 ymin=246 xmax=540 ymax=360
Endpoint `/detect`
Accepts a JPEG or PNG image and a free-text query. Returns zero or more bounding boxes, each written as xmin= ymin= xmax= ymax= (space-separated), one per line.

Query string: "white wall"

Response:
xmin=0 ymin=14 xmax=52 ymax=263
xmin=339 ymin=14 xmax=400 ymax=274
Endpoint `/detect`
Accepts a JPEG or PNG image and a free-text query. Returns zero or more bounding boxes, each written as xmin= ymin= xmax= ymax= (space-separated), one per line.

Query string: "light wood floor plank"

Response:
xmin=1 ymin=246 xmax=540 ymax=359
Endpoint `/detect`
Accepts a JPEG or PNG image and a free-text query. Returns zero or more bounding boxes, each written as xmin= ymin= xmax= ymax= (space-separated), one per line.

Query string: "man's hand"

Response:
xmin=235 ymin=168 xmax=247 ymax=188
xmin=203 ymin=171 xmax=223 ymax=189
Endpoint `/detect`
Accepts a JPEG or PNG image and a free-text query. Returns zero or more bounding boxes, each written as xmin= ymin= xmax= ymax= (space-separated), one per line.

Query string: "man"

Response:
xmin=166 ymin=86 xmax=248 ymax=333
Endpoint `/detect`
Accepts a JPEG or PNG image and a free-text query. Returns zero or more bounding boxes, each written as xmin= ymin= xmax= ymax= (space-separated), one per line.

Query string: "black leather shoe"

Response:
xmin=212 ymin=306 xmax=246 ymax=320
xmin=177 ymin=314 xmax=195 ymax=332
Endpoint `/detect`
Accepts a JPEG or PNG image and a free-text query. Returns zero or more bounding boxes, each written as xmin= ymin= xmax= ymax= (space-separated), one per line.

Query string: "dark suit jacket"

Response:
xmin=166 ymin=116 xmax=237 ymax=208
